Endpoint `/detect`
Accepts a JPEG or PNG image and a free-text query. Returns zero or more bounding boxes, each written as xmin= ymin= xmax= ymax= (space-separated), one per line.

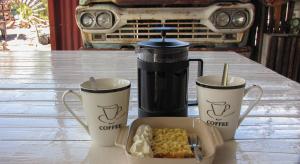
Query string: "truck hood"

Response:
xmin=81 ymin=0 xmax=249 ymax=6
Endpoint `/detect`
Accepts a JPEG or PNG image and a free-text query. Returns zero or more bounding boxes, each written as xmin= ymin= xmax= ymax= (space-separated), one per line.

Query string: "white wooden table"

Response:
xmin=0 ymin=51 xmax=299 ymax=164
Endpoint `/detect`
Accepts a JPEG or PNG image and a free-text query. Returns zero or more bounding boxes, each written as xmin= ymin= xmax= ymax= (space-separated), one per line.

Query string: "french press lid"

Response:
xmin=138 ymin=27 xmax=190 ymax=48
xmin=137 ymin=27 xmax=190 ymax=63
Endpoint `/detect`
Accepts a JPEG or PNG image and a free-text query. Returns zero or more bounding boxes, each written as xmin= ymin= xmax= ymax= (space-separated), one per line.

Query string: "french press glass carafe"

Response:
xmin=136 ymin=27 xmax=203 ymax=117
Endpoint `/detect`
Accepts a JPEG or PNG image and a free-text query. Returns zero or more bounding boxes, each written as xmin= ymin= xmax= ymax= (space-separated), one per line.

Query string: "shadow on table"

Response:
xmin=84 ymin=144 xmax=127 ymax=164
xmin=84 ymin=140 xmax=238 ymax=164
xmin=213 ymin=140 xmax=237 ymax=164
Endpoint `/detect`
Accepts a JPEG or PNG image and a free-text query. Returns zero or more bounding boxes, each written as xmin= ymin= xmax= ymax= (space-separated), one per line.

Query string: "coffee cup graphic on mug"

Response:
xmin=206 ymin=100 xmax=233 ymax=120
xmin=62 ymin=78 xmax=130 ymax=146
xmin=98 ymin=104 xmax=126 ymax=124
xmin=196 ymin=76 xmax=263 ymax=140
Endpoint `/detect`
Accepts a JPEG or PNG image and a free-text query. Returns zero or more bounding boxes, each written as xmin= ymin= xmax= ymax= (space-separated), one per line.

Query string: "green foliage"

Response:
xmin=11 ymin=0 xmax=49 ymax=23
xmin=17 ymin=3 xmax=33 ymax=21
xmin=39 ymin=0 xmax=49 ymax=20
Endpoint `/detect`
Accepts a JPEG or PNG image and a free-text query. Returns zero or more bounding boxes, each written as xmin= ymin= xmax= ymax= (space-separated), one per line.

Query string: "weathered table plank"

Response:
xmin=0 ymin=100 xmax=299 ymax=118
xmin=0 ymin=140 xmax=299 ymax=164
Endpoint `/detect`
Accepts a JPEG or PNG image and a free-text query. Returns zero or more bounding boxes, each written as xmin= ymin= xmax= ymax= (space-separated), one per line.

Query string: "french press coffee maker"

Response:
xmin=136 ymin=27 xmax=203 ymax=117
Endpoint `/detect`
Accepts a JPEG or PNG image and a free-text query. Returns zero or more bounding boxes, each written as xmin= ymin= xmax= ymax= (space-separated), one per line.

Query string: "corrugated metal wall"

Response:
xmin=48 ymin=0 xmax=82 ymax=50
xmin=261 ymin=34 xmax=300 ymax=82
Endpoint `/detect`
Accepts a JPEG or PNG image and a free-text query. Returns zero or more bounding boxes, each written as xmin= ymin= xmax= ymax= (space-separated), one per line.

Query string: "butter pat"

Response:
xmin=130 ymin=124 xmax=153 ymax=158
xmin=133 ymin=124 xmax=152 ymax=143
xmin=130 ymin=139 xmax=153 ymax=157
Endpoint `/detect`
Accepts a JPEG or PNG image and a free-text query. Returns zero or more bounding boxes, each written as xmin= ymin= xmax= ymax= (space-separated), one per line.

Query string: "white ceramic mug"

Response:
xmin=62 ymin=78 xmax=130 ymax=146
xmin=196 ymin=75 xmax=263 ymax=140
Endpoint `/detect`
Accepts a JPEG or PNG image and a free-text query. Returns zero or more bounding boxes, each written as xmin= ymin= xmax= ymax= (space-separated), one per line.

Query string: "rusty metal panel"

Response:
xmin=113 ymin=0 xmax=216 ymax=6
xmin=48 ymin=0 xmax=82 ymax=50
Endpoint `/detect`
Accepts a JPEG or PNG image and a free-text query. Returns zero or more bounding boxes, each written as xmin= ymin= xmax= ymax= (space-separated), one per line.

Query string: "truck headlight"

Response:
xmin=232 ymin=11 xmax=247 ymax=27
xmin=96 ymin=12 xmax=113 ymax=28
xmin=215 ymin=12 xmax=230 ymax=27
xmin=81 ymin=13 xmax=94 ymax=27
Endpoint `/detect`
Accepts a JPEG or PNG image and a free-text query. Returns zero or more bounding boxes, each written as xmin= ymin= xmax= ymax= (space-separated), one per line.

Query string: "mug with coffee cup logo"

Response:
xmin=62 ymin=78 xmax=130 ymax=146
xmin=196 ymin=75 xmax=263 ymax=140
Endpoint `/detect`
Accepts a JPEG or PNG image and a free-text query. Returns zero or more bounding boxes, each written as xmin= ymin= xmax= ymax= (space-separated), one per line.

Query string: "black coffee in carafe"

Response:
xmin=136 ymin=27 xmax=203 ymax=117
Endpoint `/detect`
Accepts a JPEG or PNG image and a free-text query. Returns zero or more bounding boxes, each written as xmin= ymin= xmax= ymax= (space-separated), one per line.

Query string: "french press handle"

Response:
xmin=188 ymin=57 xmax=204 ymax=106
xmin=189 ymin=58 xmax=203 ymax=77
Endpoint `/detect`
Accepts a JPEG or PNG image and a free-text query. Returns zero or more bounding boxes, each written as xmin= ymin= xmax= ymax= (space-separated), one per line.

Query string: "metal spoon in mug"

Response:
xmin=189 ymin=133 xmax=203 ymax=162
xmin=89 ymin=77 xmax=97 ymax=90
xmin=221 ymin=63 xmax=229 ymax=86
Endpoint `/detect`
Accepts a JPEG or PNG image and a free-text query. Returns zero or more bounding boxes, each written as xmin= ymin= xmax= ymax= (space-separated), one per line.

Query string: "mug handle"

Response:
xmin=62 ymin=90 xmax=89 ymax=133
xmin=188 ymin=57 xmax=204 ymax=106
xmin=238 ymin=85 xmax=263 ymax=126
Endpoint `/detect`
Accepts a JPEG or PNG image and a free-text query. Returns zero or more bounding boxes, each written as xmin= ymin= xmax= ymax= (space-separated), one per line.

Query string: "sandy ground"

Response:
xmin=1 ymin=26 xmax=51 ymax=51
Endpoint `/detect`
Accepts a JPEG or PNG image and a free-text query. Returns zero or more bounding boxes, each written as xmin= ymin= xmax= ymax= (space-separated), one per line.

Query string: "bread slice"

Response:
xmin=152 ymin=128 xmax=193 ymax=158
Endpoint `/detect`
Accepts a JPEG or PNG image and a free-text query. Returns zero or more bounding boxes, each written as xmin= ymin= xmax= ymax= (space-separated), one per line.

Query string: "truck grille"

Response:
xmin=105 ymin=19 xmax=228 ymax=42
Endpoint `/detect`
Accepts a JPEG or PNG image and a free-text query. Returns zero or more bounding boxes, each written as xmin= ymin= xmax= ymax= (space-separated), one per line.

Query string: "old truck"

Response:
xmin=76 ymin=0 xmax=254 ymax=50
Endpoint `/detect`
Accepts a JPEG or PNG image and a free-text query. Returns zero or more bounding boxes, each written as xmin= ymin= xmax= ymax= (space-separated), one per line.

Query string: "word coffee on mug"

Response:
xmin=196 ymin=76 xmax=263 ymax=140
xmin=62 ymin=78 xmax=130 ymax=146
